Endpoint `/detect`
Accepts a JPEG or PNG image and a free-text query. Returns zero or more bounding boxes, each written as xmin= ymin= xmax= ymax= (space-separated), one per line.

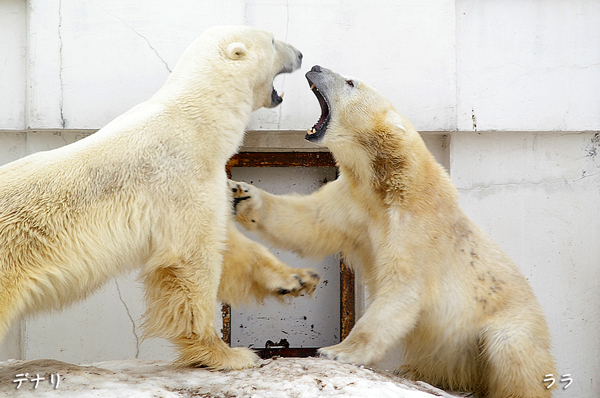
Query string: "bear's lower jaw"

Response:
xmin=305 ymin=124 xmax=327 ymax=143
xmin=305 ymin=103 xmax=330 ymax=143
xmin=269 ymin=87 xmax=284 ymax=108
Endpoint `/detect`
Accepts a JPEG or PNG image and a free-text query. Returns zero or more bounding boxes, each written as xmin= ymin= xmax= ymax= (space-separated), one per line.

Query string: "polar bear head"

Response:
xmin=162 ymin=26 xmax=303 ymax=111
xmin=304 ymin=65 xmax=407 ymax=147
xmin=305 ymin=65 xmax=431 ymax=200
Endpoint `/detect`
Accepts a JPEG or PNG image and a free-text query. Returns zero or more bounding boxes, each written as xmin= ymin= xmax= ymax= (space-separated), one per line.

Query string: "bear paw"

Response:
xmin=274 ymin=268 xmax=320 ymax=297
xmin=229 ymin=180 xmax=262 ymax=226
xmin=177 ymin=337 xmax=261 ymax=370
xmin=213 ymin=346 xmax=261 ymax=370
xmin=318 ymin=343 xmax=370 ymax=366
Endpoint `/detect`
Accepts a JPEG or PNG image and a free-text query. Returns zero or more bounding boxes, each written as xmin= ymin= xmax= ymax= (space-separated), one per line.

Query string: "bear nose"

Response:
xmin=298 ymin=52 xmax=303 ymax=61
xmin=311 ymin=65 xmax=321 ymax=73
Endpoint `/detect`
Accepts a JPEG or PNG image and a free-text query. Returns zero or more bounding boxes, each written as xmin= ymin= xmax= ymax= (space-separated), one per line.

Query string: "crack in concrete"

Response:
xmin=58 ymin=0 xmax=66 ymax=128
xmin=124 ymin=25 xmax=172 ymax=73
xmin=457 ymin=171 xmax=600 ymax=192
xmin=572 ymin=170 xmax=600 ymax=182
xmin=283 ymin=0 xmax=290 ymax=50
xmin=114 ymin=279 xmax=140 ymax=359
xmin=88 ymin=1 xmax=172 ymax=73
xmin=276 ymin=0 xmax=291 ymax=130
xmin=277 ymin=0 xmax=290 ymax=130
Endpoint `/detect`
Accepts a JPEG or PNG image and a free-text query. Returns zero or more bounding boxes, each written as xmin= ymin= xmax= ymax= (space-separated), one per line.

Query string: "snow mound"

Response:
xmin=0 ymin=357 xmax=465 ymax=397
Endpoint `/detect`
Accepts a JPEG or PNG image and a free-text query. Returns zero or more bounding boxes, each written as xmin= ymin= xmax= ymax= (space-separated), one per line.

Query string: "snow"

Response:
xmin=0 ymin=357 xmax=466 ymax=397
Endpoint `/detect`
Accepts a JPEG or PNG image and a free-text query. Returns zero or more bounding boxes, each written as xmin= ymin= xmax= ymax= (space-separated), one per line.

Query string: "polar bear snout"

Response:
xmin=267 ymin=42 xmax=303 ymax=108
xmin=283 ymin=41 xmax=303 ymax=70
xmin=278 ymin=48 xmax=303 ymax=74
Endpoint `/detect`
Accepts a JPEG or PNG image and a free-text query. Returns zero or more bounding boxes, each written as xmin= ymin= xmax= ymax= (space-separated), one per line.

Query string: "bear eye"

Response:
xmin=346 ymin=79 xmax=355 ymax=87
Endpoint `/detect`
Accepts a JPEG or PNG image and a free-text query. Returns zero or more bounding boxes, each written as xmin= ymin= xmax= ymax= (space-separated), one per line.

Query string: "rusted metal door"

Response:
xmin=224 ymin=152 xmax=354 ymax=358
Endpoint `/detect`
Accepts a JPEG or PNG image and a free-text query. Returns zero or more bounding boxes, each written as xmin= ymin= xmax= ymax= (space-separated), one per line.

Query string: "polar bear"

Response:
xmin=231 ymin=65 xmax=556 ymax=396
xmin=0 ymin=26 xmax=320 ymax=370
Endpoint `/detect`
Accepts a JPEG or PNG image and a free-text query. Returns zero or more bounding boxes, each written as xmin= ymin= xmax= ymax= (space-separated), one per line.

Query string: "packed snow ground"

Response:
xmin=0 ymin=356 xmax=467 ymax=397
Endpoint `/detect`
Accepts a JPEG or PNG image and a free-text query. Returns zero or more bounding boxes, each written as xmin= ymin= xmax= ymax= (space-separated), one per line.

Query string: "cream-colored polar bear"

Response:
xmin=231 ymin=65 xmax=556 ymax=396
xmin=0 ymin=26 xmax=319 ymax=370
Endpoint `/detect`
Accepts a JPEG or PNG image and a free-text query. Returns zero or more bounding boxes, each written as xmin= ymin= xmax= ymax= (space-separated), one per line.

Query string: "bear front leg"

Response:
xmin=319 ymin=280 xmax=423 ymax=366
xmin=229 ymin=179 xmax=344 ymax=258
xmin=142 ymin=252 xmax=259 ymax=370
xmin=220 ymin=221 xmax=320 ymax=306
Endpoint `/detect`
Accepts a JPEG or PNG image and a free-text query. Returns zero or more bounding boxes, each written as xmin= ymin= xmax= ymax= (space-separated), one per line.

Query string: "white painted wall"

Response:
xmin=3 ymin=0 xmax=598 ymax=133
xmin=450 ymin=131 xmax=599 ymax=397
xmin=456 ymin=1 xmax=600 ymax=131
xmin=0 ymin=0 xmax=27 ymax=130
xmin=0 ymin=0 xmax=598 ymax=396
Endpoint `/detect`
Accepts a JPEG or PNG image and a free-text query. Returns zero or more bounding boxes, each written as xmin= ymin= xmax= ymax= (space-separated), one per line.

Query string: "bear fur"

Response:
xmin=231 ymin=65 xmax=556 ymax=397
xmin=0 ymin=26 xmax=319 ymax=370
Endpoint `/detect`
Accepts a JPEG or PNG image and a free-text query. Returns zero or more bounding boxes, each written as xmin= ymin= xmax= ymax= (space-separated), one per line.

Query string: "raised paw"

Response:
xmin=228 ymin=180 xmax=262 ymax=226
xmin=274 ymin=268 xmax=320 ymax=297
xmin=228 ymin=180 xmax=252 ymax=210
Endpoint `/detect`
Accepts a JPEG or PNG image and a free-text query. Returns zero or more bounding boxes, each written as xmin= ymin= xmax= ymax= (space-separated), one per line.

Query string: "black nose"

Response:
xmin=298 ymin=52 xmax=303 ymax=61
xmin=311 ymin=65 xmax=321 ymax=72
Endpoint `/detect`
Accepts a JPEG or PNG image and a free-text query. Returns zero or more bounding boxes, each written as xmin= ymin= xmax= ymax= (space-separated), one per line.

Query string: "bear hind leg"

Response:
xmin=0 ymin=271 xmax=37 ymax=345
xmin=141 ymin=256 xmax=258 ymax=370
xmin=172 ymin=334 xmax=258 ymax=370
xmin=0 ymin=283 xmax=22 ymax=345
xmin=478 ymin=320 xmax=556 ymax=398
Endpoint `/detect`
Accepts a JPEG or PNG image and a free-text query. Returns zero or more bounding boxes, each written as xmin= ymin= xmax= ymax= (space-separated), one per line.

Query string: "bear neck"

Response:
xmin=151 ymin=71 xmax=254 ymax=162
xmin=337 ymin=124 xmax=458 ymax=210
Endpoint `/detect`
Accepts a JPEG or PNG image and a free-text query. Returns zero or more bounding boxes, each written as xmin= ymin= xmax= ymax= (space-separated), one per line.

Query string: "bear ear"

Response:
xmin=227 ymin=42 xmax=248 ymax=60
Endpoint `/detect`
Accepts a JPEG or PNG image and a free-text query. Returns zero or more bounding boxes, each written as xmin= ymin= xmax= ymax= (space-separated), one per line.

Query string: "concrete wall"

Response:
xmin=0 ymin=0 xmax=598 ymax=396
xmin=450 ymin=131 xmax=599 ymax=397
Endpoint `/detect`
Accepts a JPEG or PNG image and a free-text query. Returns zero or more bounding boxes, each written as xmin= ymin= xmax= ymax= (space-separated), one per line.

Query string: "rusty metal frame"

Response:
xmin=223 ymin=151 xmax=355 ymax=357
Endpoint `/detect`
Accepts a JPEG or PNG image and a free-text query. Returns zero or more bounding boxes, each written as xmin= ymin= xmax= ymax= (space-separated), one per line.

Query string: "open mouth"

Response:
xmin=271 ymin=86 xmax=284 ymax=107
xmin=269 ymin=68 xmax=290 ymax=108
xmin=270 ymin=62 xmax=298 ymax=108
xmin=305 ymin=76 xmax=330 ymax=142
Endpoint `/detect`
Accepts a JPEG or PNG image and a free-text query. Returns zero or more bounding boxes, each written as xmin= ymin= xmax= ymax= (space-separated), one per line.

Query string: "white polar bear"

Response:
xmin=0 ymin=26 xmax=320 ymax=370
xmin=231 ymin=65 xmax=556 ymax=396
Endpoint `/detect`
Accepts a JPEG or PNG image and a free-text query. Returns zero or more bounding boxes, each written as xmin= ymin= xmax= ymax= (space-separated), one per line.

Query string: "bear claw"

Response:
xmin=274 ymin=269 xmax=320 ymax=297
